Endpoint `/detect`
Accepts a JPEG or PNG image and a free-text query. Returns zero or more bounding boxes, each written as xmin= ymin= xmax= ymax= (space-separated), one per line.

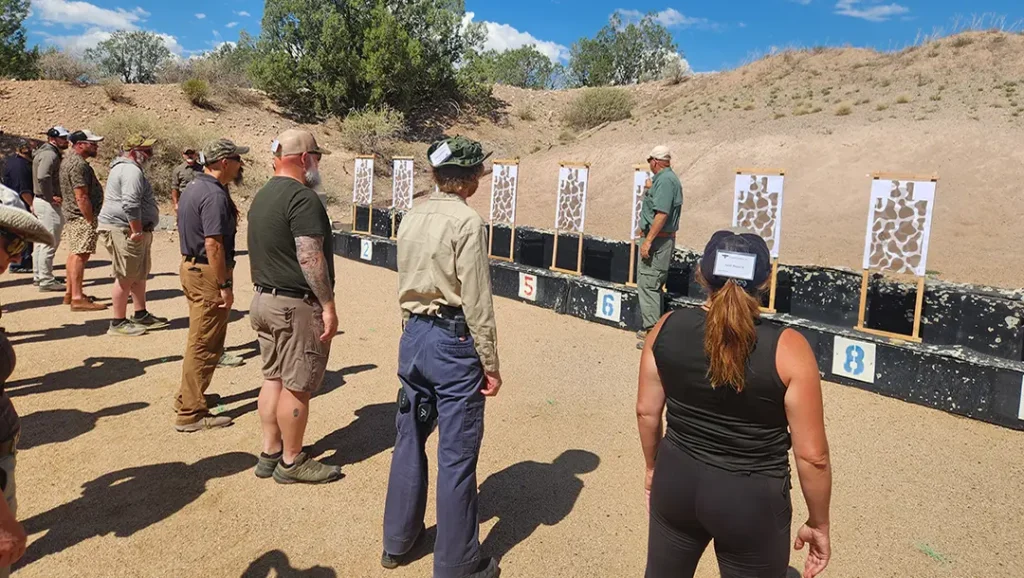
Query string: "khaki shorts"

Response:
xmin=250 ymin=291 xmax=331 ymax=393
xmin=64 ymin=217 xmax=98 ymax=255
xmin=99 ymin=229 xmax=153 ymax=282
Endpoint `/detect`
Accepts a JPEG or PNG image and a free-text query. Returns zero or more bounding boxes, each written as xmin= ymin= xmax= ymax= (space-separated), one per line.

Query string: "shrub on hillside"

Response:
xmin=515 ymin=104 xmax=537 ymax=121
xmin=564 ymin=88 xmax=634 ymax=130
xmin=95 ymin=113 xmax=216 ymax=202
xmin=835 ymin=104 xmax=852 ymax=116
xmin=338 ymin=106 xmax=405 ymax=159
xmin=37 ymin=49 xmax=95 ymax=84
xmin=222 ymin=86 xmax=263 ymax=107
xmin=101 ymin=79 xmax=129 ymax=103
xmin=181 ymin=78 xmax=212 ymax=108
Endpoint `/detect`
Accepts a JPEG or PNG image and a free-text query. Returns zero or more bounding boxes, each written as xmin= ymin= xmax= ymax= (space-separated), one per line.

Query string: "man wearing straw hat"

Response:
xmin=0 ymin=204 xmax=56 ymax=576
xmin=636 ymin=145 xmax=683 ymax=350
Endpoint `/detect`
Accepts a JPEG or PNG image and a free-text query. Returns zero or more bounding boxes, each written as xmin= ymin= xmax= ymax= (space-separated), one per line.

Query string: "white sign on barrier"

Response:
xmin=596 ymin=288 xmax=622 ymax=323
xmin=832 ymin=336 xmax=876 ymax=384
xmin=360 ymin=239 xmax=373 ymax=261
xmin=518 ymin=273 xmax=537 ymax=301
xmin=1019 ymin=376 xmax=1024 ymax=420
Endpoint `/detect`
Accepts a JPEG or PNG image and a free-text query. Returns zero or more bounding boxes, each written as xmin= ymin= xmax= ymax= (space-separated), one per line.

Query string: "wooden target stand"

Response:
xmin=735 ymin=167 xmax=786 ymax=314
xmin=390 ymin=156 xmax=414 ymax=240
xmin=488 ymin=158 xmax=519 ymax=262
xmin=351 ymin=154 xmax=375 ymax=235
xmin=550 ymin=162 xmax=589 ymax=276
xmin=626 ymin=164 xmax=648 ymax=288
xmin=854 ymin=172 xmax=938 ymax=343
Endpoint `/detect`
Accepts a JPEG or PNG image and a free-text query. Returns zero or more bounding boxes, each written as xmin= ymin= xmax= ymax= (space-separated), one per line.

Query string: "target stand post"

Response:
xmin=488 ymin=158 xmax=520 ymax=262
xmin=351 ymin=154 xmax=376 ymax=235
xmin=626 ymin=164 xmax=650 ymax=288
xmin=549 ymin=161 xmax=590 ymax=276
xmin=856 ymin=270 xmax=926 ymax=343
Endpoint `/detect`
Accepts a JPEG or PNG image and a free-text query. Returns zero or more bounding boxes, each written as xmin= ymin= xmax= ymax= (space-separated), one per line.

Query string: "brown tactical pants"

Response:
xmin=174 ymin=259 xmax=230 ymax=425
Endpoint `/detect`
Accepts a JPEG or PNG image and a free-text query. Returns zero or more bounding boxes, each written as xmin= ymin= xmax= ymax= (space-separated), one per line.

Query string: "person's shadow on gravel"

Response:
xmin=307 ymin=402 xmax=395 ymax=468
xmin=4 ymin=355 xmax=183 ymax=398
xmin=18 ymin=402 xmax=149 ymax=450
xmin=241 ymin=550 xmax=337 ymax=578
xmin=17 ymin=451 xmax=257 ymax=567
xmin=478 ymin=449 xmax=600 ymax=561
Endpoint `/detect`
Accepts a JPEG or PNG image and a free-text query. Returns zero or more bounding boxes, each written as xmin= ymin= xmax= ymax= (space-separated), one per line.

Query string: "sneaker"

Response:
xmin=32 ymin=279 xmax=40 ymax=286
xmin=8 ymin=266 xmax=30 ymax=274
xmin=134 ymin=312 xmax=170 ymax=330
xmin=70 ymin=298 xmax=108 ymax=312
xmin=381 ymin=526 xmax=426 ymax=570
xmin=636 ymin=340 xmax=645 ymax=351
xmin=636 ymin=329 xmax=649 ymax=341
xmin=468 ymin=558 xmax=500 ymax=578
xmin=107 ymin=320 xmax=147 ymax=337
xmin=38 ymin=281 xmax=66 ymax=292
xmin=174 ymin=415 xmax=234 ymax=433
xmin=217 ymin=352 xmax=245 ymax=368
xmin=255 ymin=451 xmax=282 ymax=479
xmin=272 ymin=452 xmax=342 ymax=485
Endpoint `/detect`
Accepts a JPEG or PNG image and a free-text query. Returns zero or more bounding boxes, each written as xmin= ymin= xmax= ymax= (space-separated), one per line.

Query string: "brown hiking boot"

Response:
xmin=174 ymin=415 xmax=233 ymax=432
xmin=272 ymin=452 xmax=342 ymax=485
xmin=70 ymin=298 xmax=108 ymax=312
xmin=65 ymin=294 xmax=99 ymax=305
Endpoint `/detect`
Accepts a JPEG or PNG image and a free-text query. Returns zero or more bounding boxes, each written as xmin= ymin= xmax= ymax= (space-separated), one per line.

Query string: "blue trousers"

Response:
xmin=383 ymin=316 xmax=486 ymax=578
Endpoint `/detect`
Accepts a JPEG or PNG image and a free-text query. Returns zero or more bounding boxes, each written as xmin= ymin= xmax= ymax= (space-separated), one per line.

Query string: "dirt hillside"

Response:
xmin=3 ymin=30 xmax=1024 ymax=287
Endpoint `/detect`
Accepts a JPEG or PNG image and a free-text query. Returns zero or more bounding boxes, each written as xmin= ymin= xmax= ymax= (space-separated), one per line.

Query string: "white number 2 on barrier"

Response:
xmin=518 ymin=273 xmax=537 ymax=301
xmin=360 ymin=239 xmax=373 ymax=261
xmin=596 ymin=288 xmax=622 ymax=322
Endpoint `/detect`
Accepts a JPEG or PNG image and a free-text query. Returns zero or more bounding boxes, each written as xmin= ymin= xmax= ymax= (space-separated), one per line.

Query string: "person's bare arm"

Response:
xmin=205 ymin=235 xmax=232 ymax=310
xmin=779 ymin=328 xmax=832 ymax=578
xmin=637 ymin=313 xmax=671 ymax=496
xmin=0 ymin=489 xmax=26 ymax=567
xmin=74 ymin=186 xmax=95 ymax=222
xmin=295 ymin=235 xmax=337 ymax=341
xmin=171 ymin=189 xmax=180 ymax=211
xmin=645 ymin=212 xmax=668 ymax=243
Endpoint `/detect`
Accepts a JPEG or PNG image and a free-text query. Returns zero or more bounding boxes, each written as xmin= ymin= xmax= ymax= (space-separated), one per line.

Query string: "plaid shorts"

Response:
xmin=64 ymin=217 xmax=98 ymax=255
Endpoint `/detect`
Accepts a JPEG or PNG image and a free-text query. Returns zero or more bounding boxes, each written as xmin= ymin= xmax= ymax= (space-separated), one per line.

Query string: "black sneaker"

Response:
xmin=381 ymin=527 xmax=425 ymax=570
xmin=134 ymin=312 xmax=170 ymax=330
xmin=468 ymin=558 xmax=500 ymax=578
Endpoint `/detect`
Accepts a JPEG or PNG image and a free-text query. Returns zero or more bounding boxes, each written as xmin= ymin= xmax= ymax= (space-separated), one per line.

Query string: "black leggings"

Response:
xmin=646 ymin=440 xmax=792 ymax=578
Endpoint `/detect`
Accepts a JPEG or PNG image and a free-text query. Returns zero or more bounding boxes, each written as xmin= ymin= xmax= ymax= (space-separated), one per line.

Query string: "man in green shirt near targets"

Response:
xmin=636 ymin=145 xmax=683 ymax=350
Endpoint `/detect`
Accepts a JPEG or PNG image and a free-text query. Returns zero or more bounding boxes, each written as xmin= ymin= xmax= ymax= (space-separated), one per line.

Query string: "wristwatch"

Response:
xmin=219 ymin=280 xmax=233 ymax=289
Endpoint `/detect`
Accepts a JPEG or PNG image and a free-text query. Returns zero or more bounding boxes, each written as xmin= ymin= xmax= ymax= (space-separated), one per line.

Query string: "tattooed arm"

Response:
xmin=295 ymin=235 xmax=338 ymax=342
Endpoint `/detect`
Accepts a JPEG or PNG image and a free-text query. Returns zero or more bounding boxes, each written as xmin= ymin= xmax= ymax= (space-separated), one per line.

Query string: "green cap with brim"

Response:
xmin=122 ymin=135 xmax=158 ymax=151
xmin=427 ymin=136 xmax=491 ymax=168
xmin=202 ymin=139 xmax=250 ymax=165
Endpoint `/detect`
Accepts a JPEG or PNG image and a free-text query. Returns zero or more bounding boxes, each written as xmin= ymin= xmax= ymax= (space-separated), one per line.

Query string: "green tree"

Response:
xmin=567 ymin=11 xmax=679 ymax=87
xmin=85 ymin=30 xmax=172 ymax=84
xmin=468 ymin=45 xmax=558 ymax=90
xmin=251 ymin=0 xmax=483 ymax=121
xmin=0 ymin=0 xmax=37 ymax=79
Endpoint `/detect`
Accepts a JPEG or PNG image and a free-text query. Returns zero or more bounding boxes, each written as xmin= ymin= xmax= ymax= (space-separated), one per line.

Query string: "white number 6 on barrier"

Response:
xmin=360 ymin=239 xmax=373 ymax=261
xmin=596 ymin=288 xmax=622 ymax=322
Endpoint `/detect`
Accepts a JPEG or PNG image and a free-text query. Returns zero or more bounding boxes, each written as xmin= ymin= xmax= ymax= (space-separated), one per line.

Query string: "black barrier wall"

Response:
xmin=336 ymin=230 xmax=1024 ymax=431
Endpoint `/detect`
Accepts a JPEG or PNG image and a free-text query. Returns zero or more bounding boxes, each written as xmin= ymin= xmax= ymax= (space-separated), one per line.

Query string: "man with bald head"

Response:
xmin=247 ymin=129 xmax=341 ymax=484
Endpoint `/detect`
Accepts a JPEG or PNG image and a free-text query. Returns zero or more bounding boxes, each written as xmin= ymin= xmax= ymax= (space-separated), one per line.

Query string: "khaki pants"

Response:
xmin=174 ymin=260 xmax=229 ymax=425
xmin=637 ymin=237 xmax=674 ymax=330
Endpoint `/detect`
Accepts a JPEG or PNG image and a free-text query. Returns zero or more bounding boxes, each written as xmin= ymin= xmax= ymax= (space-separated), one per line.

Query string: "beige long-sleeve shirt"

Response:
xmin=397 ymin=191 xmax=499 ymax=372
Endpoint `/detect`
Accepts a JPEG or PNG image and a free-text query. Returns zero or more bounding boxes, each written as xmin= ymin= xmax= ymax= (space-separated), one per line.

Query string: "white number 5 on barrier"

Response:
xmin=360 ymin=239 xmax=373 ymax=261
xmin=518 ymin=273 xmax=537 ymax=301
xmin=596 ymin=288 xmax=622 ymax=322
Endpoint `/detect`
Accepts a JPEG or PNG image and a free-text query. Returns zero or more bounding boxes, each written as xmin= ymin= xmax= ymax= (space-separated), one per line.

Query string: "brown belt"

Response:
xmin=643 ymin=231 xmax=676 ymax=239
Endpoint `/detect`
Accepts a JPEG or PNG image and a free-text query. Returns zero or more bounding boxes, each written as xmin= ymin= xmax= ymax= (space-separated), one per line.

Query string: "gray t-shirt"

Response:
xmin=98 ymin=157 xmax=160 ymax=231
xmin=178 ymin=173 xmax=237 ymax=268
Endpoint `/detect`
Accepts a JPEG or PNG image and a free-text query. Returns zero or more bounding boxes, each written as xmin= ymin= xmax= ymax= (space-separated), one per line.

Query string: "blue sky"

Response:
xmin=24 ymin=1 xmax=1024 ymax=71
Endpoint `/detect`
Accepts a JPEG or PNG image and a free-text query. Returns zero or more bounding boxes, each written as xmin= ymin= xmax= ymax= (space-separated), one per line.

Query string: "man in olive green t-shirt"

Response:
xmin=636 ymin=145 xmax=683 ymax=349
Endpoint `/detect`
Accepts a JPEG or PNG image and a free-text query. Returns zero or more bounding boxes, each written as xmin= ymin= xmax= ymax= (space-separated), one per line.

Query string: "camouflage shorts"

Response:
xmin=64 ymin=218 xmax=98 ymax=255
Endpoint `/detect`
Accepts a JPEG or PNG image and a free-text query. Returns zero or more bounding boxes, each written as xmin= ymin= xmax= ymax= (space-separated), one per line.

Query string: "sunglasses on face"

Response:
xmin=225 ymin=155 xmax=245 ymax=165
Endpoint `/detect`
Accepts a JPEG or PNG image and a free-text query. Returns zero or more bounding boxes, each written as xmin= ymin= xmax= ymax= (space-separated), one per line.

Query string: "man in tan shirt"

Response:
xmin=381 ymin=136 xmax=501 ymax=578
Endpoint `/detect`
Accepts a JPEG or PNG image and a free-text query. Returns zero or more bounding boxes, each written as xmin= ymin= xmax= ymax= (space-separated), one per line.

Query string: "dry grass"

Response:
xmin=101 ymin=79 xmax=129 ymax=104
xmin=181 ymin=79 xmax=212 ymax=108
xmin=896 ymin=95 xmax=912 ymax=104
xmin=835 ymin=104 xmax=853 ymax=116
xmin=338 ymin=106 xmax=405 ymax=159
xmin=564 ymin=88 xmax=634 ymax=130
xmin=876 ymin=103 xmax=890 ymax=111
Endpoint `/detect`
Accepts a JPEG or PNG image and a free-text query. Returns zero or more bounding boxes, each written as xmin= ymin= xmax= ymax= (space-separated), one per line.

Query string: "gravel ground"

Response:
xmin=2 ymin=231 xmax=1022 ymax=578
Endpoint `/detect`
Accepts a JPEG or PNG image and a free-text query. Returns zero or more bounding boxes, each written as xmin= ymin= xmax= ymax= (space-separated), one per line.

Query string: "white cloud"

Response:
xmin=32 ymin=0 xmax=148 ymax=30
xmin=40 ymin=26 xmax=183 ymax=56
xmin=226 ymin=22 xmax=239 ymax=29
xmin=463 ymin=11 xmax=569 ymax=63
xmin=834 ymin=0 xmax=909 ymax=22
xmin=791 ymin=0 xmax=813 ymax=5
xmin=236 ymin=11 xmax=251 ymax=17
xmin=195 ymin=13 xmax=205 ymax=20
xmin=615 ymin=8 xmax=712 ymax=29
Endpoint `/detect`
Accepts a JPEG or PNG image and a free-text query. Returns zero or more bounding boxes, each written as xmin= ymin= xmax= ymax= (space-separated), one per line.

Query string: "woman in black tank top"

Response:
xmin=637 ymin=230 xmax=833 ymax=578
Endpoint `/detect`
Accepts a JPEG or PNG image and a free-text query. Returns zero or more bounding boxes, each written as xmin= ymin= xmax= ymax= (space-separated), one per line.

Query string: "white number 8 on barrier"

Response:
xmin=596 ymin=288 xmax=622 ymax=322
xmin=518 ymin=273 xmax=537 ymax=302
xmin=360 ymin=239 xmax=373 ymax=261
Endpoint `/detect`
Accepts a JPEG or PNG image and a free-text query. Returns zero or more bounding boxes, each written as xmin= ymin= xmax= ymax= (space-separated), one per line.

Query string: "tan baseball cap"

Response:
xmin=647 ymin=145 xmax=671 ymax=161
xmin=272 ymin=129 xmax=331 ymax=157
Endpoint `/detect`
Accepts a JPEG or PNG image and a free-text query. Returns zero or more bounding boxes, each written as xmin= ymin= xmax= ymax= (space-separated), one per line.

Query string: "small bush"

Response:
xmin=876 ymin=103 xmax=890 ymax=111
xmin=515 ymin=104 xmax=537 ymax=121
xmin=564 ymin=88 xmax=634 ymax=130
xmin=896 ymin=95 xmax=911 ymax=104
xmin=855 ymin=98 xmax=871 ymax=105
xmin=774 ymin=112 xmax=787 ymax=119
xmin=101 ymin=79 xmax=129 ymax=103
xmin=182 ymin=78 xmax=212 ymax=107
xmin=338 ymin=106 xmax=405 ymax=158
xmin=951 ymin=36 xmax=975 ymax=48
xmin=811 ymin=106 xmax=823 ymax=113
xmin=221 ymin=86 xmax=263 ymax=108
xmin=743 ymin=103 xmax=755 ymax=111
xmin=38 ymin=49 xmax=96 ymax=84
xmin=930 ymin=94 xmax=942 ymax=101
xmin=879 ymin=78 xmax=892 ymax=88
xmin=792 ymin=106 xmax=811 ymax=116
xmin=835 ymin=104 xmax=852 ymax=116
xmin=660 ymin=58 xmax=690 ymax=85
